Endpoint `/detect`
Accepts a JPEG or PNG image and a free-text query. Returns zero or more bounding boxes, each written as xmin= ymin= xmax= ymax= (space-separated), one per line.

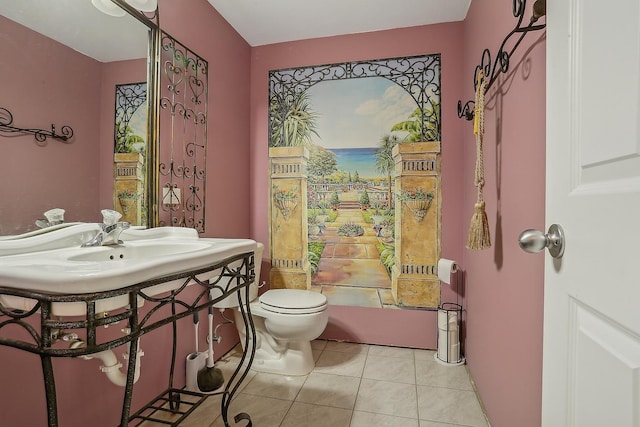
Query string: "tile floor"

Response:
xmin=142 ymin=340 xmax=489 ymax=427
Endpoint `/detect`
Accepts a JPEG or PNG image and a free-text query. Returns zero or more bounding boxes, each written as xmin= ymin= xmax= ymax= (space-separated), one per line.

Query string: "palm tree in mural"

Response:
xmin=115 ymin=121 xmax=145 ymax=153
xmin=376 ymin=134 xmax=401 ymax=209
xmin=391 ymin=102 xmax=440 ymax=142
xmin=269 ymin=90 xmax=320 ymax=147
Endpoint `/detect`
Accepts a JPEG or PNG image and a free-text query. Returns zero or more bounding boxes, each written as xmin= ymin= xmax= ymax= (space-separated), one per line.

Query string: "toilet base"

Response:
xmin=250 ymin=339 xmax=315 ymax=376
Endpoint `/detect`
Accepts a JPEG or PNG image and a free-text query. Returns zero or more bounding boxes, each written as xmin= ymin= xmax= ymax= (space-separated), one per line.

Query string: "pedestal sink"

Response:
xmin=0 ymin=225 xmax=257 ymax=316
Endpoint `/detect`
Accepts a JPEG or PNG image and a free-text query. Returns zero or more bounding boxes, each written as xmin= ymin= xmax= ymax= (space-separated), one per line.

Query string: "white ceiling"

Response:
xmin=1 ymin=0 xmax=471 ymax=61
xmin=0 ymin=0 xmax=149 ymax=62
xmin=207 ymin=0 xmax=471 ymax=47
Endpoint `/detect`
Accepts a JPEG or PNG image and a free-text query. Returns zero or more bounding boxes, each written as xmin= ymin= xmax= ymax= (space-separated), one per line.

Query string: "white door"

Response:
xmin=543 ymin=0 xmax=640 ymax=426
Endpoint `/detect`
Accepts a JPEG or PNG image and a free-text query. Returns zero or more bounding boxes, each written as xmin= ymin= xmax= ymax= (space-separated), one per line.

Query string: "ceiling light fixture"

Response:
xmin=91 ymin=0 xmax=157 ymax=17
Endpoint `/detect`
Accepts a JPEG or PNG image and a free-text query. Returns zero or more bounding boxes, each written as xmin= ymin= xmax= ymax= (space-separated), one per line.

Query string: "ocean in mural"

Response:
xmin=328 ymin=147 xmax=380 ymax=178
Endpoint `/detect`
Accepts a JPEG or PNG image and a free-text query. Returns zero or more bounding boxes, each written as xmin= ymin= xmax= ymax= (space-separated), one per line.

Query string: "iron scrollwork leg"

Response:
xmin=119 ymin=335 xmax=140 ymax=427
xmin=167 ymin=302 xmax=181 ymax=412
xmin=120 ymin=292 xmax=140 ymax=427
xmin=220 ymin=273 xmax=256 ymax=426
xmin=41 ymin=355 xmax=59 ymax=427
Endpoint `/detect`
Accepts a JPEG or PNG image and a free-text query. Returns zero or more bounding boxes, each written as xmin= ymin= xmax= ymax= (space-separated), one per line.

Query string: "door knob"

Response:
xmin=518 ymin=224 xmax=565 ymax=258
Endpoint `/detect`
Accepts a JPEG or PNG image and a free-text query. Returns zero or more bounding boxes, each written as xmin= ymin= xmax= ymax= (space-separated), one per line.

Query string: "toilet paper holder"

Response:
xmin=435 ymin=302 xmax=464 ymax=366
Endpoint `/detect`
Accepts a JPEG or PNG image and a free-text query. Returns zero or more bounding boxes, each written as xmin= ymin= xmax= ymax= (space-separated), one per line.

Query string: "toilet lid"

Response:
xmin=259 ymin=289 xmax=327 ymax=314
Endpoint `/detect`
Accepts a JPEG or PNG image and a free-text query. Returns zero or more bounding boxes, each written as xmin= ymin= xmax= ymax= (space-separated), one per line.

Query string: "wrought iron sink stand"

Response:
xmin=0 ymin=251 xmax=257 ymax=427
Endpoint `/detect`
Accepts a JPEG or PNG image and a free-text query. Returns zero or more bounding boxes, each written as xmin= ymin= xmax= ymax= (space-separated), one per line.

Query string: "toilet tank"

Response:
xmin=211 ymin=242 xmax=263 ymax=308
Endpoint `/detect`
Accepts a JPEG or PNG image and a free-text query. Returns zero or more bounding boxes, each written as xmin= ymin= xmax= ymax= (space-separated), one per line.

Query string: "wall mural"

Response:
xmin=268 ymin=54 xmax=443 ymax=309
xmin=113 ymin=82 xmax=147 ymax=226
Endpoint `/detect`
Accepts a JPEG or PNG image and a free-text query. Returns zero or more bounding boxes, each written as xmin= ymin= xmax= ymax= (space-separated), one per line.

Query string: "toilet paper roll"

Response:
xmin=437 ymin=336 xmax=460 ymax=363
xmin=438 ymin=333 xmax=448 ymax=357
xmin=437 ymin=258 xmax=459 ymax=284
xmin=438 ymin=309 xmax=458 ymax=330
xmin=448 ymin=343 xmax=461 ymax=363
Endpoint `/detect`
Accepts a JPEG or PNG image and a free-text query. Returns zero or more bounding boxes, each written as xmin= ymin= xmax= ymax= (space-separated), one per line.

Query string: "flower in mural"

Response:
xmin=273 ymin=185 xmax=299 ymax=221
xmin=337 ymin=221 xmax=365 ymax=237
xmin=117 ymin=189 xmax=141 ymax=200
xmin=397 ymin=188 xmax=434 ymax=222
xmin=396 ymin=188 xmax=434 ymax=201
xmin=273 ymin=185 xmax=298 ymax=201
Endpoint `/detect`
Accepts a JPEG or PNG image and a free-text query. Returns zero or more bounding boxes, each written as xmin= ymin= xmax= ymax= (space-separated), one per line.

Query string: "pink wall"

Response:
xmin=159 ymin=0 xmax=252 ymax=240
xmin=0 ymin=15 xmax=102 ymax=234
xmin=250 ymin=23 xmax=466 ymax=349
xmin=461 ymin=1 xmax=546 ymax=426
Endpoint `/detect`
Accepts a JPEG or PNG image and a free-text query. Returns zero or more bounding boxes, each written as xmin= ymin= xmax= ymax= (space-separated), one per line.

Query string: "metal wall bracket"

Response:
xmin=457 ymin=0 xmax=546 ymax=120
xmin=0 ymin=106 xmax=73 ymax=144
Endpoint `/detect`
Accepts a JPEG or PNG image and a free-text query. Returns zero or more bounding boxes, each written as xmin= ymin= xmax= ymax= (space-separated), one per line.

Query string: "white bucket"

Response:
xmin=185 ymin=352 xmax=208 ymax=392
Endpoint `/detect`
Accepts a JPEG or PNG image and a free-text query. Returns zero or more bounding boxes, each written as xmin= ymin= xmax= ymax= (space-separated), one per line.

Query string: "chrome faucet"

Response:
xmin=82 ymin=209 xmax=130 ymax=247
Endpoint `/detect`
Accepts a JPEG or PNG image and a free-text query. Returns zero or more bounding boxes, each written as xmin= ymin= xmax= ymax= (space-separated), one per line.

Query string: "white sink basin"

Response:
xmin=0 ymin=222 xmax=83 ymax=241
xmin=119 ymin=226 xmax=200 ymax=241
xmin=0 ymin=227 xmax=256 ymax=316
xmin=0 ymin=223 xmax=101 ymax=256
xmin=0 ymin=224 xmax=202 ymax=257
xmin=67 ymin=240 xmax=211 ymax=263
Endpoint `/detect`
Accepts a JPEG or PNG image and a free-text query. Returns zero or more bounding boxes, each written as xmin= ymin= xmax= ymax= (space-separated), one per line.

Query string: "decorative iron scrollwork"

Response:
xmin=0 ymin=106 xmax=73 ymax=144
xmin=269 ymin=54 xmax=441 ymax=144
xmin=457 ymin=0 xmax=546 ymax=120
xmin=114 ymin=82 xmax=147 ymax=152
xmin=159 ymin=32 xmax=208 ymax=233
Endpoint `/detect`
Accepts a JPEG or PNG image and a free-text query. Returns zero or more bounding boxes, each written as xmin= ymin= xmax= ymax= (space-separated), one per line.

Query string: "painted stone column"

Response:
xmin=114 ymin=152 xmax=144 ymax=225
xmin=268 ymin=147 xmax=311 ymax=290
xmin=391 ymin=141 xmax=441 ymax=307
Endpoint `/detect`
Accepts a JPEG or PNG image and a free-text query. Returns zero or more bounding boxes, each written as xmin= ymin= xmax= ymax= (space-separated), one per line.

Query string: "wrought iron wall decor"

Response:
xmin=158 ymin=31 xmax=208 ymax=233
xmin=457 ymin=0 xmax=546 ymax=120
xmin=269 ymin=54 xmax=441 ymax=144
xmin=114 ymin=82 xmax=147 ymax=153
xmin=0 ymin=106 xmax=73 ymax=145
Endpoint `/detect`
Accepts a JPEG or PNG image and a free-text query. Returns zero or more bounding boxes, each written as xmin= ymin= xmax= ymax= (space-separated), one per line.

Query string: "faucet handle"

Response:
xmin=44 ymin=208 xmax=65 ymax=225
xmin=101 ymin=209 xmax=122 ymax=226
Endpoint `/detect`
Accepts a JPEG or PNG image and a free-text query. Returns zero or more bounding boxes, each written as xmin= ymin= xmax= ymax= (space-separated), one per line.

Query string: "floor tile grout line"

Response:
xmin=414 ymin=350 xmax=422 ymax=422
xmin=193 ymin=341 xmax=488 ymax=426
xmin=277 ymin=348 xmax=317 ymax=427
xmin=348 ymin=345 xmax=368 ymax=427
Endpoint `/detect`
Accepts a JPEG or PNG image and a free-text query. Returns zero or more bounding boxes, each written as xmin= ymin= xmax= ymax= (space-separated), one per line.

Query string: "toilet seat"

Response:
xmin=258 ymin=289 xmax=327 ymax=315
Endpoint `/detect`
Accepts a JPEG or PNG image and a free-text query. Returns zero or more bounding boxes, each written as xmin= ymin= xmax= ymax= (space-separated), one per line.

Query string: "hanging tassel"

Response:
xmin=466 ymin=70 xmax=491 ymax=250
xmin=467 ymin=201 xmax=491 ymax=250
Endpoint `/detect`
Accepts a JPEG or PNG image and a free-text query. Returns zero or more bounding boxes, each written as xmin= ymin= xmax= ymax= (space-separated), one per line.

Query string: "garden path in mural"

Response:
xmin=310 ymin=189 xmax=397 ymax=308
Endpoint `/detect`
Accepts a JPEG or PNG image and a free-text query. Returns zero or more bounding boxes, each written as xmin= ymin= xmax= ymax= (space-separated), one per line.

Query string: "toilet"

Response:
xmin=212 ymin=242 xmax=328 ymax=376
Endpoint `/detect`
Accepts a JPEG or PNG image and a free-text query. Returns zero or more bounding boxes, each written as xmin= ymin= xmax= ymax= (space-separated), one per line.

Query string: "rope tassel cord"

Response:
xmin=466 ymin=70 xmax=491 ymax=250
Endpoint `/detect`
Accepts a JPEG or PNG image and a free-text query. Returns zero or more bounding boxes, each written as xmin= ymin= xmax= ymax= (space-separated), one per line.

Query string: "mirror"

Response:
xmin=0 ymin=0 xmax=154 ymax=236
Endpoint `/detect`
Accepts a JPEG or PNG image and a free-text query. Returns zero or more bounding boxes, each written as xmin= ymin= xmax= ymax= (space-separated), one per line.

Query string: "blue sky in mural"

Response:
xmin=307 ymin=77 xmax=417 ymax=150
